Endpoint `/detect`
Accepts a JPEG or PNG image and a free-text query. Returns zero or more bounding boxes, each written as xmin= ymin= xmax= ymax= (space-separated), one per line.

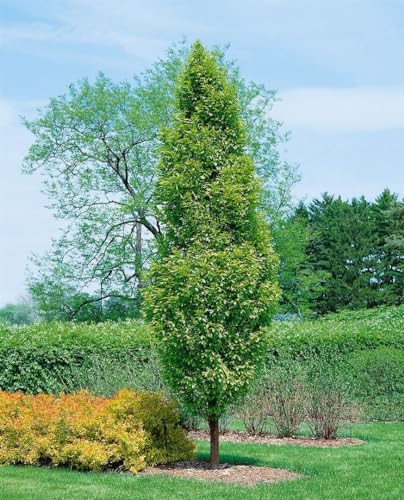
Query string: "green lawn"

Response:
xmin=0 ymin=422 xmax=402 ymax=499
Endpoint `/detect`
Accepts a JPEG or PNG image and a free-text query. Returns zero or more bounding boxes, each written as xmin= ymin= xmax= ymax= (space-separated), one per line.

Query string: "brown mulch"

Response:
xmin=142 ymin=460 xmax=301 ymax=486
xmin=187 ymin=430 xmax=363 ymax=448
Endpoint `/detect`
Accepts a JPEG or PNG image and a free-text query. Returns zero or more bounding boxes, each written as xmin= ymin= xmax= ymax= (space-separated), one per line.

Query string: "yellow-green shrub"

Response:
xmin=108 ymin=390 xmax=196 ymax=464
xmin=0 ymin=390 xmax=194 ymax=473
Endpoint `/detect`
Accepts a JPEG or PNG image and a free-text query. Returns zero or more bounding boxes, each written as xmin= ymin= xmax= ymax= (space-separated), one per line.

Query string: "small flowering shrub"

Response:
xmin=0 ymin=389 xmax=194 ymax=473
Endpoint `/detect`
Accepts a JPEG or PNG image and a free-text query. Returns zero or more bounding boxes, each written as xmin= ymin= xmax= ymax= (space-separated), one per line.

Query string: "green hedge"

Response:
xmin=266 ymin=305 xmax=404 ymax=365
xmin=0 ymin=306 xmax=403 ymax=406
xmin=0 ymin=321 xmax=153 ymax=394
xmin=346 ymin=347 xmax=404 ymax=421
xmin=265 ymin=306 xmax=404 ymax=421
xmin=0 ymin=320 xmax=151 ymax=349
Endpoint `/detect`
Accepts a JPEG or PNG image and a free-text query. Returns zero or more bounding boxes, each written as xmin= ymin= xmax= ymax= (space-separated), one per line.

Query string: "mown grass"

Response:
xmin=0 ymin=422 xmax=402 ymax=499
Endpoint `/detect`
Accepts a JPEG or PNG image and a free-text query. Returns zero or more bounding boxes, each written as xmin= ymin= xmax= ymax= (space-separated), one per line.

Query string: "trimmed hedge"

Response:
xmin=0 ymin=321 xmax=153 ymax=394
xmin=0 ymin=320 xmax=151 ymax=349
xmin=266 ymin=305 xmax=404 ymax=365
xmin=346 ymin=347 xmax=404 ymax=421
xmin=0 ymin=306 xmax=402 ymax=402
xmin=265 ymin=306 xmax=404 ymax=421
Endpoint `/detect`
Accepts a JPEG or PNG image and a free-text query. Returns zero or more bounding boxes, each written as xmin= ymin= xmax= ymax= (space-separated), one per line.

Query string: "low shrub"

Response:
xmin=239 ymin=360 xmax=359 ymax=439
xmin=262 ymin=306 xmax=403 ymax=424
xmin=304 ymin=360 xmax=359 ymax=439
xmin=239 ymin=365 xmax=306 ymax=437
xmin=239 ymin=379 xmax=271 ymax=435
xmin=0 ymin=390 xmax=194 ymax=473
xmin=265 ymin=365 xmax=307 ymax=437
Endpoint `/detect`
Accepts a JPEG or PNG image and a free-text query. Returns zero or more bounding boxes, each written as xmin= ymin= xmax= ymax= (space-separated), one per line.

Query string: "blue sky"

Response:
xmin=0 ymin=0 xmax=403 ymax=304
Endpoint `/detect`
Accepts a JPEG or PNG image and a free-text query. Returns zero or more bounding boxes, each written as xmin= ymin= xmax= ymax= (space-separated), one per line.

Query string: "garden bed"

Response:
xmin=142 ymin=460 xmax=301 ymax=486
xmin=188 ymin=430 xmax=363 ymax=448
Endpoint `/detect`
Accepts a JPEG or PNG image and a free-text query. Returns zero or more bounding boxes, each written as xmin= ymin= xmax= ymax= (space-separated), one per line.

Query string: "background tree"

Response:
xmin=145 ymin=42 xmax=280 ymax=465
xmin=24 ymin=72 xmax=163 ymax=321
xmin=304 ymin=194 xmax=376 ymax=313
xmin=23 ymin=42 xmax=297 ymax=321
xmin=295 ymin=190 xmax=403 ymax=315
xmin=371 ymin=189 xmax=404 ymax=305
xmin=0 ymin=302 xmax=36 ymax=325
xmin=273 ymin=208 xmax=329 ymax=317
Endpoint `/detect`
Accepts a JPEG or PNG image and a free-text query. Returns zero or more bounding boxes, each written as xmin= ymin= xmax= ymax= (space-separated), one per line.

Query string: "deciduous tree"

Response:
xmin=23 ymin=42 xmax=297 ymax=320
xmin=145 ymin=42 xmax=280 ymax=465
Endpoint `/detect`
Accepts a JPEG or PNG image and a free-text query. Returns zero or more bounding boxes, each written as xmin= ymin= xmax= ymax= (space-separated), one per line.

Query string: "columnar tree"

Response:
xmin=145 ymin=42 xmax=280 ymax=465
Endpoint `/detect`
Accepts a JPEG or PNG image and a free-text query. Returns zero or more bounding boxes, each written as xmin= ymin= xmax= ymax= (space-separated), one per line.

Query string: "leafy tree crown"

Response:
xmin=145 ymin=41 xmax=280 ymax=419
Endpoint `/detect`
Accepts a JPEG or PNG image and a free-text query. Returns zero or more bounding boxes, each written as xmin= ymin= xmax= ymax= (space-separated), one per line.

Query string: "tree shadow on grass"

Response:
xmin=197 ymin=449 xmax=262 ymax=467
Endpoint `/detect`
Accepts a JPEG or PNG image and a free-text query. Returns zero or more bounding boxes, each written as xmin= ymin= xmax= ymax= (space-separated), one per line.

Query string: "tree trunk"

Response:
xmin=208 ymin=417 xmax=220 ymax=466
xmin=135 ymin=221 xmax=143 ymax=288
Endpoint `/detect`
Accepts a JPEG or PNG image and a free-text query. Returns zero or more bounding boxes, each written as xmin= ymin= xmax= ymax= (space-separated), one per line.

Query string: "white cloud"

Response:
xmin=0 ymin=20 xmax=169 ymax=63
xmin=272 ymin=87 xmax=404 ymax=132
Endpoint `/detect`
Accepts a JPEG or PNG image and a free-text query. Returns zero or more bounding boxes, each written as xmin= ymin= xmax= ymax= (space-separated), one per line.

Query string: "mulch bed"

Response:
xmin=188 ymin=430 xmax=363 ymax=448
xmin=142 ymin=460 xmax=301 ymax=486
xmin=142 ymin=430 xmax=363 ymax=485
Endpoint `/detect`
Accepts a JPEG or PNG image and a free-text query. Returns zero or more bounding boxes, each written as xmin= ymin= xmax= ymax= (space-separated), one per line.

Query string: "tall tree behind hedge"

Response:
xmin=145 ymin=42 xmax=280 ymax=465
xmin=305 ymin=194 xmax=376 ymax=313
xmin=273 ymin=209 xmax=330 ymax=317
xmin=372 ymin=190 xmax=404 ymax=305
xmin=299 ymin=190 xmax=403 ymax=314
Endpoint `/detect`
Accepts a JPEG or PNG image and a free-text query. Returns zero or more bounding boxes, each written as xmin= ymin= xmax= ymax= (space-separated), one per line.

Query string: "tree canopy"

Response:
xmin=278 ymin=189 xmax=403 ymax=315
xmin=23 ymin=42 xmax=296 ymax=321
